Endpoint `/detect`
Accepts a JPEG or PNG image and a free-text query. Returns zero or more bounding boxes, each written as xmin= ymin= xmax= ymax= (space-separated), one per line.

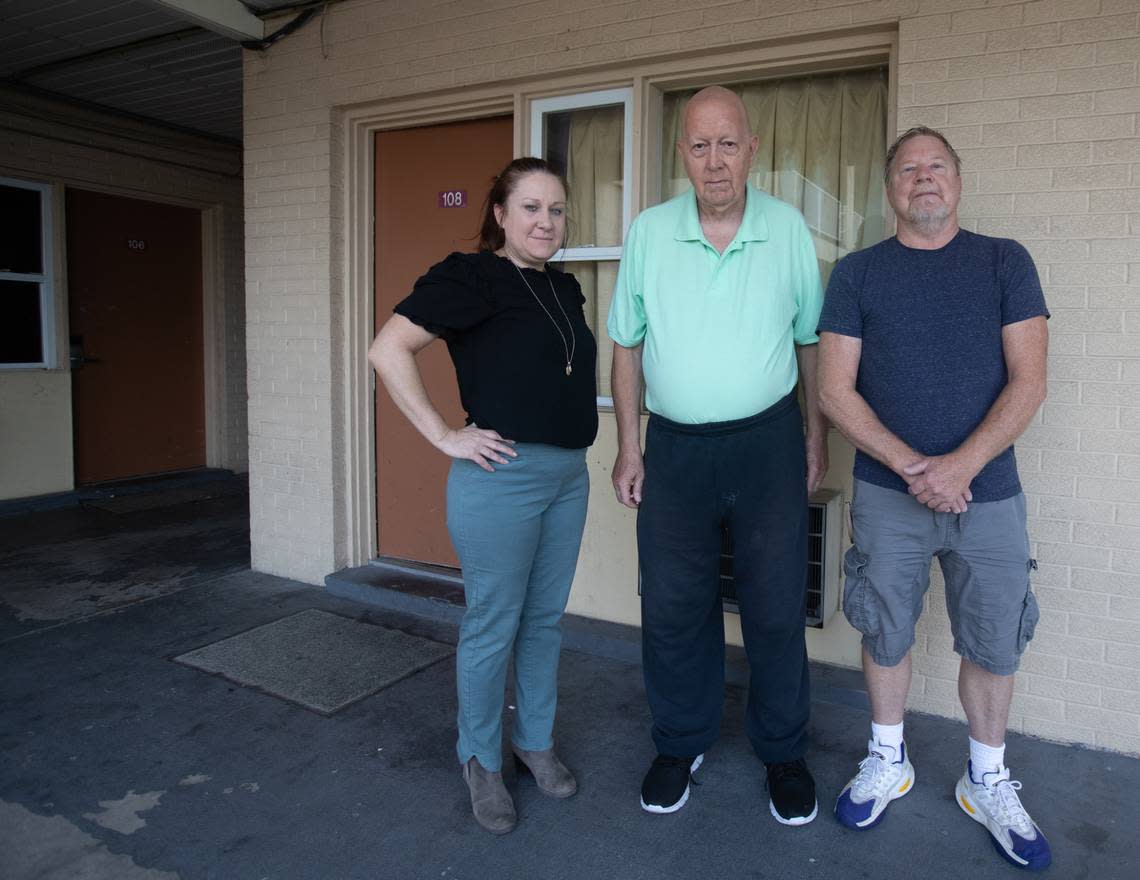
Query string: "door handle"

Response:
xmin=69 ymin=339 xmax=102 ymax=369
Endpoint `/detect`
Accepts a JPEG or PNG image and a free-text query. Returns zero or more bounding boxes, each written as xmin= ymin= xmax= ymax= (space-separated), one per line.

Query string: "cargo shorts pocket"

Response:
xmin=1018 ymin=559 xmax=1041 ymax=652
xmin=842 ymin=546 xmax=878 ymax=637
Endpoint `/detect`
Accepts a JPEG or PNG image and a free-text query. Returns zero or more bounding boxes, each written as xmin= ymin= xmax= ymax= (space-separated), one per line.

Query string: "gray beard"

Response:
xmin=907 ymin=202 xmax=952 ymax=236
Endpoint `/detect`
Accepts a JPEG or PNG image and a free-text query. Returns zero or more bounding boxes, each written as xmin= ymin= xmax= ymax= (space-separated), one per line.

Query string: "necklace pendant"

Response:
xmin=512 ymin=262 xmax=576 ymax=379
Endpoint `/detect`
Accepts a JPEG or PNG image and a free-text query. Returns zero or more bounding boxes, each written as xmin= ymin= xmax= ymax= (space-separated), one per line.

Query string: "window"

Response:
xmin=527 ymin=71 xmax=887 ymax=401
xmin=530 ymin=88 xmax=632 ymax=403
xmin=0 ymin=178 xmax=54 ymax=368
xmin=660 ymin=68 xmax=889 ymax=285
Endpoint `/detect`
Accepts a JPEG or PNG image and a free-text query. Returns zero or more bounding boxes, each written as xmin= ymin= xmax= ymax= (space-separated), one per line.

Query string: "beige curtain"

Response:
xmin=566 ymin=105 xmax=623 ymax=249
xmin=561 ymin=105 xmax=623 ymax=397
xmin=661 ymin=69 xmax=888 ymax=285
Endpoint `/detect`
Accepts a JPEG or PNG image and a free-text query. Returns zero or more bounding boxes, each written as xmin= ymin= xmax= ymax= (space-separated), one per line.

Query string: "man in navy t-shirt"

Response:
xmin=817 ymin=127 xmax=1052 ymax=871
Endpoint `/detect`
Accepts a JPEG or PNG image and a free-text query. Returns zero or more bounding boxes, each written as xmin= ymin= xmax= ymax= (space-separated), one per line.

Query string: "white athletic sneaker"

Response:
xmin=834 ymin=739 xmax=915 ymax=830
xmin=956 ymin=761 xmax=1052 ymax=871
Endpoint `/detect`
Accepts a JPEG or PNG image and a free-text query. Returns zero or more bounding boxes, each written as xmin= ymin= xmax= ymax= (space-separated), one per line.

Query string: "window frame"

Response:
xmin=0 ymin=176 xmax=55 ymax=370
xmin=528 ymin=86 xmax=634 ymax=263
xmin=529 ymin=87 xmax=634 ymax=407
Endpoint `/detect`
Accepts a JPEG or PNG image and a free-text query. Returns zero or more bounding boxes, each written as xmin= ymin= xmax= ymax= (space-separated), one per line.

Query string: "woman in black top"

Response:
xmin=369 ymin=158 xmax=597 ymax=835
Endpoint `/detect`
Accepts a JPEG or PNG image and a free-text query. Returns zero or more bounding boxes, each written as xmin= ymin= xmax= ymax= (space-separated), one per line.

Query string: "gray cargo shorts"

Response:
xmin=843 ymin=479 xmax=1040 ymax=676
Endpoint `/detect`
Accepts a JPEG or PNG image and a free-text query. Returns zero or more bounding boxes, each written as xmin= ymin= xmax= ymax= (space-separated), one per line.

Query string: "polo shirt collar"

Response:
xmin=672 ymin=183 xmax=771 ymax=245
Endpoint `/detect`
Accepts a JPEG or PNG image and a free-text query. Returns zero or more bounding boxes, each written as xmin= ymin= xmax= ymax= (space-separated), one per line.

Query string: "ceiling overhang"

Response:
xmin=0 ymin=1 xmax=325 ymax=144
xmin=151 ymin=0 xmax=265 ymax=42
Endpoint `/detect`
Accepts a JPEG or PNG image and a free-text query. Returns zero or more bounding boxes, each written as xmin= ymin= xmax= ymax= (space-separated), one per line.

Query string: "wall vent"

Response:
xmin=719 ymin=491 xmax=841 ymax=627
xmin=638 ymin=490 xmax=842 ymax=629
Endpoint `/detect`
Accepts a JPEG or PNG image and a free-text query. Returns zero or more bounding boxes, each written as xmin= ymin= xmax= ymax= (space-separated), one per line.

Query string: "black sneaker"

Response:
xmin=766 ymin=758 xmax=818 ymax=825
xmin=640 ymin=753 xmax=704 ymax=813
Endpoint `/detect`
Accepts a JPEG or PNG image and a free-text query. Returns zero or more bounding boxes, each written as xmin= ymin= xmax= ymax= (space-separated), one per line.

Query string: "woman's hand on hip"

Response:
xmin=436 ymin=425 xmax=517 ymax=472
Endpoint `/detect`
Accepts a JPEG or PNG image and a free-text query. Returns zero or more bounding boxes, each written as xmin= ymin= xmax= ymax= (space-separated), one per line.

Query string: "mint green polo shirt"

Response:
xmin=606 ymin=185 xmax=824 ymax=424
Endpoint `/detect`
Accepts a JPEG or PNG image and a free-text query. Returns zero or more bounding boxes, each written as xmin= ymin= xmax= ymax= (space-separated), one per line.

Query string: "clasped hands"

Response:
xmin=901 ymin=452 xmax=977 ymax=514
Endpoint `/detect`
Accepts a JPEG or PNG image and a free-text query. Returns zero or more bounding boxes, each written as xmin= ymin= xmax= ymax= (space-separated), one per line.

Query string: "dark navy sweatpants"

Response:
xmin=637 ymin=391 xmax=811 ymax=763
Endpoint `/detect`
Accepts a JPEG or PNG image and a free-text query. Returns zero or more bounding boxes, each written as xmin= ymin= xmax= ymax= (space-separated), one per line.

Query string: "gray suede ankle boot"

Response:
xmin=462 ymin=757 xmax=517 ymax=834
xmin=512 ymin=746 xmax=578 ymax=798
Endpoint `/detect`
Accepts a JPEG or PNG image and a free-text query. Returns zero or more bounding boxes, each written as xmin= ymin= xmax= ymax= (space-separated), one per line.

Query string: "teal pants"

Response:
xmin=446 ymin=443 xmax=589 ymax=772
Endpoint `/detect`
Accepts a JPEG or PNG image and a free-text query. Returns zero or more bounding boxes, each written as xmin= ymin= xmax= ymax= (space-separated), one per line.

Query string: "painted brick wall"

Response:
xmin=244 ymin=0 xmax=1140 ymax=753
xmin=0 ymin=86 xmax=248 ymax=485
xmin=893 ymin=0 xmax=1140 ymax=755
xmin=242 ymin=100 xmax=336 ymax=583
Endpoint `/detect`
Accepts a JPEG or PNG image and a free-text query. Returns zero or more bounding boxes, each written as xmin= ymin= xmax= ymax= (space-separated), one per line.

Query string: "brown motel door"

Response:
xmin=374 ymin=116 xmax=513 ymax=567
xmin=67 ymin=188 xmax=205 ymax=485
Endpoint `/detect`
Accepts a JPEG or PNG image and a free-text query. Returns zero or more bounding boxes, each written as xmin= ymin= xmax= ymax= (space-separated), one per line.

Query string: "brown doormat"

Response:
xmin=173 ymin=609 xmax=454 ymax=715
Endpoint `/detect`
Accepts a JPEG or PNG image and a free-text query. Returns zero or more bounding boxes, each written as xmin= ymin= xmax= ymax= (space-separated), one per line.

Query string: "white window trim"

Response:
xmin=0 ymin=176 xmax=55 ymax=370
xmin=528 ymin=87 xmax=633 ymax=262
xmin=530 ymin=88 xmax=632 ymax=407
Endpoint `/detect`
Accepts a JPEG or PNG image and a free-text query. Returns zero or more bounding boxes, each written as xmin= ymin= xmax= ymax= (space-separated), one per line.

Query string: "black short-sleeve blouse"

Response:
xmin=394 ymin=251 xmax=598 ymax=449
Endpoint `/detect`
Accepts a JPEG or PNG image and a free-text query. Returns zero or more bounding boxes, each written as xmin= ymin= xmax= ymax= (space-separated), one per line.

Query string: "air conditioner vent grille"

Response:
xmin=717 ymin=500 xmax=829 ymax=627
xmin=636 ymin=491 xmax=841 ymax=630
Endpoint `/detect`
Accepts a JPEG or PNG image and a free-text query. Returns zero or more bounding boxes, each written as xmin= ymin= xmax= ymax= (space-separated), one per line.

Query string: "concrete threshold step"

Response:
xmin=0 ymin=467 xmax=242 ymax=517
xmin=326 ymin=559 xmax=870 ymax=711
xmin=326 ymin=559 xmax=642 ymax=666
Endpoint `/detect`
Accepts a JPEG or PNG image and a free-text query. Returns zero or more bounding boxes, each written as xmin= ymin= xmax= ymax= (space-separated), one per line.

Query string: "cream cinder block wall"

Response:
xmin=245 ymin=0 xmax=1140 ymax=754
xmin=0 ymin=86 xmax=248 ymax=501
xmin=0 ymin=372 xmax=74 ymax=498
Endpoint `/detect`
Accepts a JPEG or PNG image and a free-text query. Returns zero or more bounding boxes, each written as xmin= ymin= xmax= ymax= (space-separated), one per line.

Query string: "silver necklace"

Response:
xmin=513 ymin=262 xmax=576 ymax=376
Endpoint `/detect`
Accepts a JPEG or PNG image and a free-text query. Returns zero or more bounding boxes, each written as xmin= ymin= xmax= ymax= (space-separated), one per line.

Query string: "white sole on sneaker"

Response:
xmin=640 ymin=754 xmax=704 ymax=814
xmin=770 ymin=799 xmax=818 ymax=826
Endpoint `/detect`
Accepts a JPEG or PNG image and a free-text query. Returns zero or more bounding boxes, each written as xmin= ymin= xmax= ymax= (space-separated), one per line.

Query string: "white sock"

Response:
xmin=871 ymin=720 xmax=904 ymax=756
xmin=969 ymin=737 xmax=1006 ymax=776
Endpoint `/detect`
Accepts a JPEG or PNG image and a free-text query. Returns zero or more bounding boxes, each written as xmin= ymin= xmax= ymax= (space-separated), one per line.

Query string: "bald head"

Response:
xmin=682 ymin=86 xmax=751 ymax=141
xmin=677 ymin=86 xmax=758 ymax=218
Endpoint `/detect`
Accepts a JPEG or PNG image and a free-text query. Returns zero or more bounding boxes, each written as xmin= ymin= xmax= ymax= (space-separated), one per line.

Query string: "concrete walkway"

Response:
xmin=1 ymin=477 xmax=1136 ymax=879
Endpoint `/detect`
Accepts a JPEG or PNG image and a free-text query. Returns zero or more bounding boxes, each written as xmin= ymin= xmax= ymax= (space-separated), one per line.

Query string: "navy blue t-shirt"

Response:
xmin=817 ymin=229 xmax=1048 ymax=501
